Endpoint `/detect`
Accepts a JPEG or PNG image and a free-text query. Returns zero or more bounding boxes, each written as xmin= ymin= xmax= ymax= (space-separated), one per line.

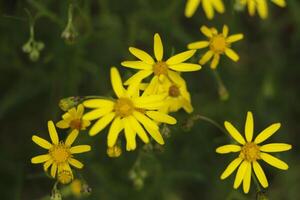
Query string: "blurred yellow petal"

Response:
xmin=166 ymin=50 xmax=196 ymax=65
xmin=222 ymin=25 xmax=229 ymax=37
xmin=187 ymin=41 xmax=209 ymax=49
xmin=257 ymin=0 xmax=268 ymax=19
xmin=185 ymin=0 xmax=200 ymax=18
xmin=210 ymin=54 xmax=220 ymax=69
xmin=48 ymin=121 xmax=59 ymax=145
xmin=154 ymin=33 xmax=163 ymax=61
xmin=124 ymin=70 xmax=153 ymax=86
xmin=146 ymin=111 xmax=177 ymax=124
xmin=123 ymin=118 xmax=137 ymax=151
xmin=83 ymin=99 xmax=114 ymax=108
xmin=32 ymin=135 xmax=52 ymax=149
xmin=220 ymin=157 xmax=243 ymax=180
xmin=203 ymin=0 xmax=214 ymax=19
xmin=43 ymin=159 xmax=53 ymax=171
xmin=224 ymin=121 xmax=246 ymax=144
xmin=56 ymin=120 xmax=70 ymax=129
xmin=77 ymin=104 xmax=84 ymax=117
xmin=242 ymin=163 xmax=251 ymax=194
xmin=233 ymin=161 xmax=249 ymax=189
xmin=212 ymin=0 xmax=225 ymax=13
xmin=70 ymin=145 xmax=91 ymax=154
xmin=51 ymin=163 xmax=57 ymax=178
xmin=121 ymin=61 xmax=152 ymax=70
xmin=89 ymin=112 xmax=116 ymax=136
xmin=225 ymin=48 xmax=239 ymax=61
xmin=69 ymin=158 xmax=84 ymax=169
xmin=248 ymin=0 xmax=256 ymax=16
xmin=245 ymin=111 xmax=254 ymax=142
xmin=216 ymin=145 xmax=241 ymax=154
xmin=199 ymin=50 xmax=214 ymax=65
xmin=271 ymin=0 xmax=286 ymax=7
xmin=65 ymin=129 xmax=79 ymax=146
xmin=169 ymin=63 xmax=202 ymax=72
xmin=226 ymin=34 xmax=244 ymax=43
xmin=260 ymin=152 xmax=289 ymax=170
xmin=253 ymin=161 xmax=268 ymax=188
xmin=107 ymin=117 xmax=123 ymax=147
xmin=31 ymin=154 xmax=50 ymax=164
xmin=110 ymin=67 xmax=125 ymax=98
xmin=200 ymin=26 xmax=213 ymax=38
xmin=167 ymin=70 xmax=186 ymax=86
xmin=254 ymin=123 xmax=281 ymax=144
xmin=260 ymin=143 xmax=292 ymax=152
xmin=128 ymin=47 xmax=155 ymax=64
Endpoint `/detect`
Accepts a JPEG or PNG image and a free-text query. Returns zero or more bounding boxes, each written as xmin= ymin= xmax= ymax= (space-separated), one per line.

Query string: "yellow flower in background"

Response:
xmin=83 ymin=67 xmax=177 ymax=151
xmin=239 ymin=0 xmax=286 ymax=19
xmin=71 ymin=179 xmax=83 ymax=197
xmin=188 ymin=25 xmax=243 ymax=69
xmin=56 ymin=104 xmax=91 ymax=131
xmin=31 ymin=121 xmax=91 ymax=182
xmin=121 ymin=33 xmax=201 ymax=88
xmin=185 ymin=0 xmax=225 ymax=19
xmin=216 ymin=111 xmax=292 ymax=193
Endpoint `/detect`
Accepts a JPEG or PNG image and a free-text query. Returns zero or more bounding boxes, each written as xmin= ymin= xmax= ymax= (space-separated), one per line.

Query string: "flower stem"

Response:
xmin=212 ymin=70 xmax=229 ymax=101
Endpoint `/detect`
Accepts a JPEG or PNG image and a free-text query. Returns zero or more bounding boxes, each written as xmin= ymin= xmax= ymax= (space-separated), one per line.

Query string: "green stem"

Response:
xmin=212 ymin=70 xmax=229 ymax=100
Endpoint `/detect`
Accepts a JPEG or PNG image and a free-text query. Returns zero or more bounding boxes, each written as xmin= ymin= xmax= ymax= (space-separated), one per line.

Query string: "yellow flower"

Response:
xmin=121 ymin=33 xmax=201 ymax=88
xmin=188 ymin=25 xmax=244 ymax=69
xmin=83 ymin=67 xmax=177 ymax=151
xmin=56 ymin=104 xmax=91 ymax=131
xmin=57 ymin=166 xmax=73 ymax=184
xmin=31 ymin=121 xmax=91 ymax=180
xmin=185 ymin=0 xmax=225 ymax=19
xmin=216 ymin=111 xmax=292 ymax=193
xmin=107 ymin=145 xmax=122 ymax=158
xmin=71 ymin=179 xmax=82 ymax=197
xmin=239 ymin=0 xmax=286 ymax=19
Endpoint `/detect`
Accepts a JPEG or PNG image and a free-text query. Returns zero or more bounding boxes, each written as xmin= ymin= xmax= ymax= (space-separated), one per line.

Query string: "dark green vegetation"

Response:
xmin=0 ymin=0 xmax=299 ymax=199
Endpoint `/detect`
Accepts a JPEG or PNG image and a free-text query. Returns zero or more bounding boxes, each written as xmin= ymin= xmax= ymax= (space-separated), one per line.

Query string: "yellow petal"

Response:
xmin=260 ymin=152 xmax=289 ymax=170
xmin=245 ymin=111 xmax=254 ymax=142
xmin=225 ymin=48 xmax=239 ymax=62
xmin=48 ymin=121 xmax=59 ymax=145
xmin=243 ymin=163 xmax=252 ymax=193
xmin=202 ymin=0 xmax=214 ymax=19
xmin=210 ymin=54 xmax=220 ymax=69
xmin=167 ymin=70 xmax=186 ymax=86
xmin=248 ymin=0 xmax=256 ymax=16
xmin=143 ymin=125 xmax=165 ymax=145
xmin=220 ymin=157 xmax=243 ymax=180
xmin=70 ymin=145 xmax=91 ymax=154
xmin=211 ymin=0 xmax=225 ymax=13
xmin=166 ymin=50 xmax=196 ymax=65
xmin=169 ymin=63 xmax=202 ymax=72
xmin=77 ymin=104 xmax=84 ymax=117
xmin=121 ymin=61 xmax=152 ymax=70
xmin=65 ymin=129 xmax=79 ymax=146
xmin=43 ymin=159 xmax=53 ymax=171
xmin=83 ymin=99 xmax=114 ymax=108
xmin=253 ymin=161 xmax=269 ymax=188
xmin=31 ymin=154 xmax=50 ymax=164
xmin=56 ymin=120 xmax=70 ymax=129
xmin=124 ymin=70 xmax=153 ymax=86
xmin=216 ymin=145 xmax=241 ymax=154
xmin=271 ymin=0 xmax=286 ymax=7
xmin=199 ymin=50 xmax=214 ymax=65
xmin=200 ymin=26 xmax=213 ymax=38
xmin=110 ymin=67 xmax=125 ymax=98
xmin=142 ymin=76 xmax=159 ymax=96
xmin=51 ymin=163 xmax=57 ymax=178
xmin=123 ymin=118 xmax=137 ymax=151
xmin=226 ymin=34 xmax=244 ymax=43
xmin=254 ymin=123 xmax=281 ymax=144
xmin=187 ymin=41 xmax=209 ymax=49
xmin=128 ymin=47 xmax=155 ymax=64
xmin=233 ymin=161 xmax=249 ymax=189
xmin=128 ymin=116 xmax=149 ymax=144
xmin=260 ymin=143 xmax=292 ymax=152
xmin=83 ymin=106 xmax=114 ymax=121
xmin=146 ymin=111 xmax=177 ymax=125
xmin=224 ymin=121 xmax=246 ymax=144
xmin=89 ymin=112 xmax=115 ymax=136
xmin=107 ymin=117 xmax=123 ymax=147
xmin=133 ymin=111 xmax=159 ymax=131
xmin=134 ymin=94 xmax=166 ymax=106
xmin=32 ymin=135 xmax=52 ymax=149
xmin=154 ymin=33 xmax=163 ymax=61
xmin=68 ymin=158 xmax=84 ymax=169
xmin=185 ymin=0 xmax=200 ymax=18
xmin=257 ymin=0 xmax=268 ymax=19
xmin=222 ymin=25 xmax=229 ymax=37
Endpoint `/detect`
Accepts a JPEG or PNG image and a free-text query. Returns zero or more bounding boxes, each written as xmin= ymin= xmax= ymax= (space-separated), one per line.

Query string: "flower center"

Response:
xmin=239 ymin=142 xmax=260 ymax=162
xmin=49 ymin=142 xmax=71 ymax=164
xmin=70 ymin=119 xmax=82 ymax=130
xmin=114 ymin=98 xmax=134 ymax=117
xmin=153 ymin=61 xmax=168 ymax=76
xmin=58 ymin=170 xmax=73 ymax=184
xmin=169 ymin=85 xmax=180 ymax=97
xmin=210 ymin=34 xmax=227 ymax=53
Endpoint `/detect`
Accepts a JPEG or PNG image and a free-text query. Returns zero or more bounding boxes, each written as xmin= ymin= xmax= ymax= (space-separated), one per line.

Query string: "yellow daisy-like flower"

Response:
xmin=82 ymin=67 xmax=177 ymax=151
xmin=185 ymin=0 xmax=225 ymax=19
xmin=239 ymin=0 xmax=286 ymax=19
xmin=121 ymin=33 xmax=201 ymax=88
xmin=216 ymin=111 xmax=292 ymax=193
xmin=31 ymin=121 xmax=91 ymax=181
xmin=56 ymin=104 xmax=91 ymax=131
xmin=188 ymin=25 xmax=244 ymax=69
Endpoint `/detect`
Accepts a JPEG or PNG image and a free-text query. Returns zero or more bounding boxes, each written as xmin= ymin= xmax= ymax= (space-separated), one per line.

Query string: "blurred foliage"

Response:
xmin=0 ymin=0 xmax=299 ymax=199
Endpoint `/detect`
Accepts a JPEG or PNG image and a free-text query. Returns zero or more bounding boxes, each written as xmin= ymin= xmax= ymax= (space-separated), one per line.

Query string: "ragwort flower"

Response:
xmin=185 ymin=0 xmax=225 ymax=19
xmin=83 ymin=67 xmax=177 ymax=151
xmin=238 ymin=0 xmax=286 ymax=19
xmin=188 ymin=25 xmax=243 ymax=69
xmin=121 ymin=33 xmax=201 ymax=88
xmin=31 ymin=121 xmax=91 ymax=182
xmin=216 ymin=111 xmax=292 ymax=193
xmin=56 ymin=104 xmax=91 ymax=131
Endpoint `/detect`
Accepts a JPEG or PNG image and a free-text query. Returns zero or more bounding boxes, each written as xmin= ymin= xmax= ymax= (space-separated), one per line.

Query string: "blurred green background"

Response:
xmin=0 ymin=0 xmax=299 ymax=199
